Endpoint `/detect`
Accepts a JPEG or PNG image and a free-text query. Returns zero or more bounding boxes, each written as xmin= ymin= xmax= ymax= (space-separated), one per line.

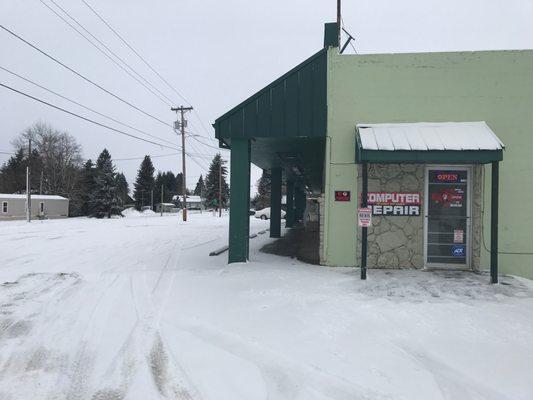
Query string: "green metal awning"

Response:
xmin=355 ymin=122 xmax=504 ymax=164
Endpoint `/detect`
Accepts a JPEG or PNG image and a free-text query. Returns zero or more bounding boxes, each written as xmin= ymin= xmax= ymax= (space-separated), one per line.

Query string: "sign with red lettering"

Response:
xmin=358 ymin=207 xmax=372 ymax=227
xmin=335 ymin=191 xmax=351 ymax=202
xmin=366 ymin=192 xmax=421 ymax=216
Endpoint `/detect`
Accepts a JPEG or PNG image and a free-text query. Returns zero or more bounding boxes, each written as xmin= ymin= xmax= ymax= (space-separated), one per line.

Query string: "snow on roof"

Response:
xmin=356 ymin=122 xmax=504 ymax=151
xmin=172 ymin=195 xmax=202 ymax=202
xmin=160 ymin=203 xmax=176 ymax=206
xmin=0 ymin=194 xmax=68 ymax=200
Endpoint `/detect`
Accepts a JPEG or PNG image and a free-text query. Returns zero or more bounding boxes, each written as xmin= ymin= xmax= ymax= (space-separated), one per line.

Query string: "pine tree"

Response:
xmin=80 ymin=159 xmax=96 ymax=216
xmin=154 ymin=171 xmax=178 ymax=205
xmin=204 ymin=154 xmax=229 ymax=209
xmin=193 ymin=175 xmax=205 ymax=197
xmin=89 ymin=149 xmax=122 ymax=218
xmin=115 ymin=172 xmax=129 ymax=207
xmin=175 ymin=172 xmax=184 ymax=195
xmin=133 ymin=155 xmax=155 ymax=210
xmin=251 ymin=169 xmax=271 ymax=210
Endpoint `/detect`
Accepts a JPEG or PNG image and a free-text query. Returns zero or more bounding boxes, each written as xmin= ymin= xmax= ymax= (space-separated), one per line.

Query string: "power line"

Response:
xmin=40 ymin=0 xmax=175 ymax=106
xmin=0 ymin=65 xmax=178 ymax=147
xmin=114 ymin=153 xmax=179 ymax=161
xmin=78 ymin=0 xmax=223 ymax=149
xmin=79 ymin=0 xmax=191 ymax=107
xmin=0 ymin=82 xmax=179 ymax=150
xmin=0 ymin=24 xmax=173 ymax=129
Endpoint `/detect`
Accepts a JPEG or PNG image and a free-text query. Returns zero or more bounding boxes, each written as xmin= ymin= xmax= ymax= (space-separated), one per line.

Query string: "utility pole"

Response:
xmin=151 ymin=189 xmax=154 ymax=211
xmin=39 ymin=170 xmax=43 ymax=195
xmin=26 ymin=138 xmax=31 ymax=222
xmin=160 ymin=184 xmax=164 ymax=216
xmin=171 ymin=106 xmax=193 ymax=221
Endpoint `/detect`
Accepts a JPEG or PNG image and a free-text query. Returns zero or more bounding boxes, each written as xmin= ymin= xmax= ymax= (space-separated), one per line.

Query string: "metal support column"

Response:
xmin=294 ymin=187 xmax=306 ymax=223
xmin=270 ymin=168 xmax=282 ymax=238
xmin=228 ymin=138 xmax=251 ymax=263
xmin=285 ymin=180 xmax=295 ymax=228
xmin=361 ymin=162 xmax=368 ymax=280
xmin=490 ymin=161 xmax=499 ymax=284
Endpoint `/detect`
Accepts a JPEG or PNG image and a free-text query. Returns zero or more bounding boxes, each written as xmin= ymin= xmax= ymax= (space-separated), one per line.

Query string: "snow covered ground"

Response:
xmin=0 ymin=213 xmax=532 ymax=400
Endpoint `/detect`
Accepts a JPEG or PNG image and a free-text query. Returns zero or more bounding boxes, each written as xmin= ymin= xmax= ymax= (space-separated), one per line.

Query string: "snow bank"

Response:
xmin=0 ymin=214 xmax=532 ymax=400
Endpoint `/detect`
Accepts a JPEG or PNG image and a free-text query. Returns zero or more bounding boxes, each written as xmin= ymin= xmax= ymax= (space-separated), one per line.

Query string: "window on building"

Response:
xmin=40 ymin=202 xmax=45 ymax=213
xmin=2 ymin=201 xmax=7 ymax=213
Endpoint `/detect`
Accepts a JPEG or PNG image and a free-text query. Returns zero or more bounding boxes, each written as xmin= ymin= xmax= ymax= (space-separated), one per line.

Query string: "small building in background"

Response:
xmin=0 ymin=194 xmax=69 ymax=220
xmin=156 ymin=203 xmax=179 ymax=213
xmin=172 ymin=195 xmax=203 ymax=210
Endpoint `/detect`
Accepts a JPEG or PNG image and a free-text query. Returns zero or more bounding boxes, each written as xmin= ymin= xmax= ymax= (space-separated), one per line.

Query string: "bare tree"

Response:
xmin=13 ymin=122 xmax=83 ymax=197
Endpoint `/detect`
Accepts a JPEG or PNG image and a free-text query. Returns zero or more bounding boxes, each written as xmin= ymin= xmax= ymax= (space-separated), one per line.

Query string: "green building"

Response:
xmin=214 ymin=23 xmax=533 ymax=281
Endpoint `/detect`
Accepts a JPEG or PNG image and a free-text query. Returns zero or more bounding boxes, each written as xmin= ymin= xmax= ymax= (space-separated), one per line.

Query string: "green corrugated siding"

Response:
xmin=214 ymin=49 xmax=327 ymax=140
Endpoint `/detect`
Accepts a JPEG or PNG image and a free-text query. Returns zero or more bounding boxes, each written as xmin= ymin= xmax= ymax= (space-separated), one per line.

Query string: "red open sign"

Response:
xmin=335 ymin=191 xmax=351 ymax=202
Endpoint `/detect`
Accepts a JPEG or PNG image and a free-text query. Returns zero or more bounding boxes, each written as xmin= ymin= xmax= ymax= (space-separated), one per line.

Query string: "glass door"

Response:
xmin=425 ymin=167 xmax=471 ymax=267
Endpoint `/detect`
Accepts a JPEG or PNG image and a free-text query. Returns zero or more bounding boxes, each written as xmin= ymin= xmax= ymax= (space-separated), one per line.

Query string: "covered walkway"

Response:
xmin=214 ymin=28 xmax=338 ymax=263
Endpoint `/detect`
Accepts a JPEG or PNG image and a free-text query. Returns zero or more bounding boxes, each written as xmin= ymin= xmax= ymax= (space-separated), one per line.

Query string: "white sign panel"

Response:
xmin=358 ymin=207 xmax=372 ymax=227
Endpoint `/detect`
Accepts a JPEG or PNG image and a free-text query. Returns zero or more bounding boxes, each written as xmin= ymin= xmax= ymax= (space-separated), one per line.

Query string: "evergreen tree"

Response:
xmin=89 ymin=149 xmax=122 ymax=218
xmin=156 ymin=171 xmax=179 ymax=204
xmin=193 ymin=175 xmax=205 ymax=197
xmin=251 ymin=170 xmax=271 ymax=210
xmin=175 ymin=172 xmax=184 ymax=195
xmin=115 ymin=172 xmax=129 ymax=207
xmin=80 ymin=159 xmax=96 ymax=216
xmin=133 ymin=155 xmax=155 ymax=210
xmin=0 ymin=148 xmax=43 ymax=194
xmin=204 ymin=154 xmax=229 ymax=209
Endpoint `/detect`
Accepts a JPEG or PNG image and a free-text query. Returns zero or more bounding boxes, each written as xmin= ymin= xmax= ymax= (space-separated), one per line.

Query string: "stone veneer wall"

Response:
xmin=355 ymin=163 xmax=482 ymax=269
xmin=318 ymin=195 xmax=326 ymax=264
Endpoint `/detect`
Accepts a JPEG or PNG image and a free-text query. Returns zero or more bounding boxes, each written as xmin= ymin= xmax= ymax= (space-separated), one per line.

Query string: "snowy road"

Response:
xmin=1 ymin=213 xmax=533 ymax=400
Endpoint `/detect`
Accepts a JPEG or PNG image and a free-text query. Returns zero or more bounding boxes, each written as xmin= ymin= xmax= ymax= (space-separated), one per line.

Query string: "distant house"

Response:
xmin=172 ymin=195 xmax=203 ymax=210
xmin=156 ymin=203 xmax=179 ymax=213
xmin=0 ymin=194 xmax=69 ymax=220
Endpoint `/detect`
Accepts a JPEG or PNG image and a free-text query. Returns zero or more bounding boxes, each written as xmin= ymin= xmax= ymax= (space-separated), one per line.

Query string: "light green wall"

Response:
xmin=323 ymin=48 xmax=533 ymax=278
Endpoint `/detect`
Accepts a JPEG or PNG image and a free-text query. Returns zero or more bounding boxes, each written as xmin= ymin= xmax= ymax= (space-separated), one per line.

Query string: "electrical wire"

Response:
xmin=114 ymin=153 xmax=180 ymax=161
xmin=79 ymin=0 xmax=191 ymax=106
xmin=40 ymin=0 xmax=175 ymax=107
xmin=79 ymin=0 xmax=222 ymax=148
xmin=0 ymin=82 xmax=179 ymax=150
xmin=0 ymin=65 xmax=178 ymax=147
xmin=0 ymin=24 xmax=173 ymax=129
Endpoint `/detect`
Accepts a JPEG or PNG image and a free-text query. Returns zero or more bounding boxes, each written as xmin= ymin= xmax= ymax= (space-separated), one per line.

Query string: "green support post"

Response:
xmin=361 ymin=162 xmax=368 ymax=280
xmin=295 ymin=187 xmax=306 ymax=223
xmin=228 ymin=138 xmax=251 ymax=263
xmin=286 ymin=180 xmax=295 ymax=228
xmin=491 ymin=161 xmax=499 ymax=284
xmin=270 ymin=168 xmax=282 ymax=238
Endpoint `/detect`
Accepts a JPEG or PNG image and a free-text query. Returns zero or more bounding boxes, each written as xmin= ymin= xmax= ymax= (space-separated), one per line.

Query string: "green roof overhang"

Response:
xmin=214 ymin=48 xmax=327 ymax=141
xmin=356 ymin=148 xmax=503 ymax=164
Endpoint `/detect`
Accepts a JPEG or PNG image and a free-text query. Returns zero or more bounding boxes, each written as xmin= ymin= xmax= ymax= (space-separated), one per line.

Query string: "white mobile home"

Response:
xmin=0 ymin=194 xmax=69 ymax=220
xmin=172 ymin=195 xmax=203 ymax=210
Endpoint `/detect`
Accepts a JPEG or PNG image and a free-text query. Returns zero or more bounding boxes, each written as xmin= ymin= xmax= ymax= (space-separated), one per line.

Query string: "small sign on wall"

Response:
xmin=358 ymin=207 xmax=372 ymax=227
xmin=335 ymin=191 xmax=351 ymax=202
xmin=454 ymin=229 xmax=464 ymax=243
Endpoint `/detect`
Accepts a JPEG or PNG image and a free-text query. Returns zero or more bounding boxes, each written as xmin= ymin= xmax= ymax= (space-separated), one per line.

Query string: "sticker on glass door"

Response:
xmin=426 ymin=168 xmax=470 ymax=266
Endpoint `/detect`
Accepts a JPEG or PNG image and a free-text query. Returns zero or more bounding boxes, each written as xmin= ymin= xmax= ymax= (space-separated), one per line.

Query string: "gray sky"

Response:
xmin=1 ymin=0 xmax=532 ymax=193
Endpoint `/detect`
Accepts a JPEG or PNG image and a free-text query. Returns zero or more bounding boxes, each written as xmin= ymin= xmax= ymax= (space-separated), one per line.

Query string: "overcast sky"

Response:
xmin=1 ymin=0 xmax=532 ymax=194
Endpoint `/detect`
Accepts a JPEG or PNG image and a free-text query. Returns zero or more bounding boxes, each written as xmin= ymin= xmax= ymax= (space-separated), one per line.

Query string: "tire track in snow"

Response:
xmin=97 ymin=235 xmax=202 ymax=399
xmin=63 ymin=274 xmax=128 ymax=400
xmin=161 ymin=318 xmax=388 ymax=400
